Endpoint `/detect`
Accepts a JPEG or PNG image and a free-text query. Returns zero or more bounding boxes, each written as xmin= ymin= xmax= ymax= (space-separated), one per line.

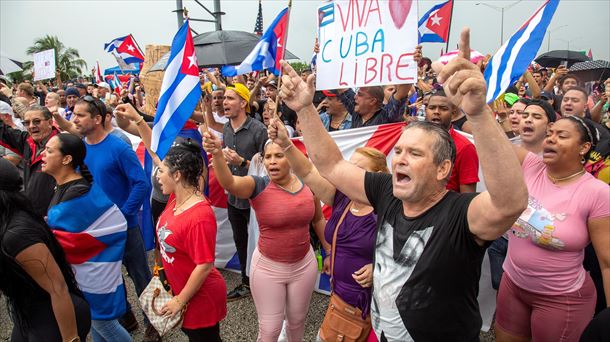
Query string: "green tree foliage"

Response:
xmin=26 ymin=35 xmax=87 ymax=81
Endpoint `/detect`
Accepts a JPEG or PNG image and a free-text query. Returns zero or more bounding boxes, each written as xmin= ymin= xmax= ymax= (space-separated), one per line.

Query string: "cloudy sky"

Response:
xmin=1 ymin=0 xmax=608 ymax=73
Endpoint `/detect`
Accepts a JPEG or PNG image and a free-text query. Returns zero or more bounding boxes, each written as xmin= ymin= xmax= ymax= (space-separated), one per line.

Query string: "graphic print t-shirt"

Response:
xmin=364 ymin=172 xmax=485 ymax=341
xmin=504 ymin=152 xmax=610 ymax=295
xmin=156 ymin=200 xmax=227 ymax=329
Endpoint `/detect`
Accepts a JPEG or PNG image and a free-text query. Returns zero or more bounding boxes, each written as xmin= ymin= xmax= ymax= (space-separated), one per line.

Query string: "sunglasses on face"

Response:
xmin=23 ymin=118 xmax=48 ymax=126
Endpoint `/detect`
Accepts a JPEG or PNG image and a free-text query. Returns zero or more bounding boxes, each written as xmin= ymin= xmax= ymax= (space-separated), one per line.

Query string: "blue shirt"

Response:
xmin=319 ymin=112 xmax=352 ymax=131
xmin=84 ymin=134 xmax=149 ymax=228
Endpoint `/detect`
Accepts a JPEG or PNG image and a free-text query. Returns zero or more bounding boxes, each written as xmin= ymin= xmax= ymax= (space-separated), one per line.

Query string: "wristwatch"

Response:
xmin=239 ymin=157 xmax=247 ymax=168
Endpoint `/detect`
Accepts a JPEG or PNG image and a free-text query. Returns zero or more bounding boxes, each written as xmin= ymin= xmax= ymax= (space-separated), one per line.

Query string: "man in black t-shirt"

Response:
xmin=276 ymin=29 xmax=528 ymax=341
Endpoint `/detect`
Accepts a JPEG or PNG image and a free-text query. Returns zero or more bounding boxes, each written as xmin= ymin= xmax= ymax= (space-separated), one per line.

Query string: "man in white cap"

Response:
xmin=97 ymin=82 xmax=111 ymax=102
xmin=0 ymin=101 xmax=23 ymax=166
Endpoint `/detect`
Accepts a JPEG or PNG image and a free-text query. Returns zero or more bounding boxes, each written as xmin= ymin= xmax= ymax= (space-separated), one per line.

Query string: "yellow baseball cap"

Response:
xmin=227 ymin=83 xmax=251 ymax=113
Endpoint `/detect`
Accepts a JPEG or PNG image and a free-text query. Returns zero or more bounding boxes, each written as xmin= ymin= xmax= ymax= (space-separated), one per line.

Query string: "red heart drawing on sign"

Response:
xmin=388 ymin=0 xmax=413 ymax=30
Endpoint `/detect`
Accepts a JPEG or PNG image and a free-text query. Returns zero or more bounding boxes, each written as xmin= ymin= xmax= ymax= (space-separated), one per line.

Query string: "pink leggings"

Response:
xmin=496 ymin=273 xmax=596 ymax=342
xmin=250 ymin=247 xmax=318 ymax=342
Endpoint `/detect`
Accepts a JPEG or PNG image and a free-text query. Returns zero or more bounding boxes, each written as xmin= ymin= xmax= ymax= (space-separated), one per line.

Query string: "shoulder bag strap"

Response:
xmin=330 ymin=201 xmax=352 ymax=292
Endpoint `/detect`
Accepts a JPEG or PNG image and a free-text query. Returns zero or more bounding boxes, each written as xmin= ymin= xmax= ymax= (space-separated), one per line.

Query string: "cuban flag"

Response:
xmin=95 ymin=61 xmax=102 ymax=84
xmin=47 ymin=184 xmax=128 ymax=320
xmin=111 ymin=72 xmax=122 ymax=93
xmin=151 ymin=19 xmax=202 ymax=160
xmin=221 ymin=7 xmax=289 ymax=77
xmin=418 ymin=0 xmax=454 ymax=43
xmin=104 ymin=34 xmax=145 ymax=64
xmin=484 ymin=0 xmax=560 ymax=103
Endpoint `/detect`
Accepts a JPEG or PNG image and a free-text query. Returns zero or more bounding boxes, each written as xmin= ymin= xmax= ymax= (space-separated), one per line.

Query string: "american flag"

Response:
xmin=254 ymin=0 xmax=263 ymax=36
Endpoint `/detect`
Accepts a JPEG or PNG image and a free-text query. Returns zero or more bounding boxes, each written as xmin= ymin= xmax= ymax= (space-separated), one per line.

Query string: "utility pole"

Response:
xmin=213 ymin=0 xmax=222 ymax=31
xmin=175 ymin=0 xmax=184 ymax=27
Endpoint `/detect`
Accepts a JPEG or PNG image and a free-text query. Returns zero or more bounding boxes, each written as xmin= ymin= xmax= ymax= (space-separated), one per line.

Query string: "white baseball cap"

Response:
xmin=0 ymin=101 xmax=14 ymax=116
xmin=98 ymin=82 xmax=111 ymax=90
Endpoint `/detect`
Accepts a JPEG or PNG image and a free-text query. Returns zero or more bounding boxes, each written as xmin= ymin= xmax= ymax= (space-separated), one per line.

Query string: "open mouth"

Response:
xmin=430 ymin=117 xmax=442 ymax=124
xmin=521 ymin=126 xmax=534 ymax=135
xmin=395 ymin=171 xmax=411 ymax=184
xmin=268 ymin=167 xmax=280 ymax=176
xmin=542 ymin=147 xmax=557 ymax=158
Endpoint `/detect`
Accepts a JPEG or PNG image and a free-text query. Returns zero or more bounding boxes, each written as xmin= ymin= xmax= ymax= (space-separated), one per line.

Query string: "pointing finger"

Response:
xmin=280 ymin=60 xmax=299 ymax=79
xmin=458 ymin=28 xmax=471 ymax=62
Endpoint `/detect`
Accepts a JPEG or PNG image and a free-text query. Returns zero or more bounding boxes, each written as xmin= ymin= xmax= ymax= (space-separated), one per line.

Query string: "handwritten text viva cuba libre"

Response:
xmin=321 ymin=0 xmax=415 ymax=86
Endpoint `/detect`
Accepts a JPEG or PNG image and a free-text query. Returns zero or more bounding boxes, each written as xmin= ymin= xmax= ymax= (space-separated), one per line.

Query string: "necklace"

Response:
xmin=547 ymin=169 xmax=585 ymax=184
xmin=276 ymin=176 xmax=297 ymax=192
xmin=173 ymin=192 xmax=196 ymax=213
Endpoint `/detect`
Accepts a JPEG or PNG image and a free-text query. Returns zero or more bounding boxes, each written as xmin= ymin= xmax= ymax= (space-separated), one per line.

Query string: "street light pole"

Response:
xmin=476 ymin=0 xmax=523 ymax=46
xmin=547 ymin=25 xmax=568 ymax=51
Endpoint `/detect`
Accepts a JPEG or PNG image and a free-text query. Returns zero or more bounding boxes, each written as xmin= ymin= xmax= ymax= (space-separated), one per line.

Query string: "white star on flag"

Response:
xmin=127 ymin=44 xmax=135 ymax=52
xmin=187 ymin=53 xmax=197 ymax=69
xmin=430 ymin=13 xmax=442 ymax=26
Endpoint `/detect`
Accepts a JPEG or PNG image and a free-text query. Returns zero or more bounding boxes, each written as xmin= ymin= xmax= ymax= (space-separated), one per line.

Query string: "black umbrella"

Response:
xmin=568 ymin=60 xmax=610 ymax=82
xmin=535 ymin=50 xmax=591 ymax=68
xmin=148 ymin=30 xmax=299 ymax=72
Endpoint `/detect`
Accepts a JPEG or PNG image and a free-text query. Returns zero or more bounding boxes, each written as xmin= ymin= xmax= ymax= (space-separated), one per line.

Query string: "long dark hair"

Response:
xmin=0 ymin=188 xmax=81 ymax=334
xmin=56 ymin=133 xmax=93 ymax=183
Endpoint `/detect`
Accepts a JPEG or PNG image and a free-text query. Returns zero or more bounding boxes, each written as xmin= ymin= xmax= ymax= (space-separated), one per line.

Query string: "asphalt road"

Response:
xmin=1 ymin=264 xmax=495 ymax=341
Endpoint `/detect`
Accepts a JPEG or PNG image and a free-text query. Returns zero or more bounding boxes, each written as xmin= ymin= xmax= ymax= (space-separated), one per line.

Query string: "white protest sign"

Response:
xmin=316 ymin=0 xmax=419 ymax=90
xmin=33 ymin=49 xmax=56 ymax=81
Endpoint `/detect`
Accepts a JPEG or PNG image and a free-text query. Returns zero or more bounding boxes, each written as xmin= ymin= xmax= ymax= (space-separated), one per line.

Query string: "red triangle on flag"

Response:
xmin=425 ymin=0 xmax=453 ymax=42
xmin=53 ymin=230 xmax=107 ymax=265
xmin=117 ymin=35 xmax=145 ymax=60
xmin=181 ymin=23 xmax=200 ymax=76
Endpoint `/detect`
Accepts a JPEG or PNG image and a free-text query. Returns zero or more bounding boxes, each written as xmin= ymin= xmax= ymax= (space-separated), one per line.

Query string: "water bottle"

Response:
xmin=417 ymin=104 xmax=426 ymax=121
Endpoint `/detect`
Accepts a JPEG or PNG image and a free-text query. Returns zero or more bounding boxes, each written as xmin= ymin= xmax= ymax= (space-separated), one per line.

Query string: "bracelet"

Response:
xmin=135 ymin=116 xmax=144 ymax=125
xmin=173 ymin=296 xmax=186 ymax=307
xmin=282 ymin=143 xmax=293 ymax=153
xmin=68 ymin=337 xmax=81 ymax=342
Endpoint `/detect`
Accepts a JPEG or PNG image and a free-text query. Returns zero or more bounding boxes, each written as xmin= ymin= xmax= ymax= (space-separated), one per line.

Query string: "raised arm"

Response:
xmin=50 ymin=106 xmax=80 ymax=135
xmin=312 ymin=198 xmax=331 ymax=254
xmin=434 ymin=28 xmax=528 ymax=241
xmin=17 ymin=243 xmax=79 ymax=341
xmin=523 ymin=71 xmax=541 ymax=99
xmin=267 ymin=118 xmax=337 ymax=205
xmin=279 ymin=61 xmax=370 ymax=205
xmin=114 ymin=103 xmax=161 ymax=166
xmin=202 ymin=131 xmax=256 ymax=199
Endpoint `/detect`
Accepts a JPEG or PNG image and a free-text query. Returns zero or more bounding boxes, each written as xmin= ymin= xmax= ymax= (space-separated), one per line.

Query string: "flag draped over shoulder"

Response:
xmin=47 ymin=184 xmax=128 ymax=320
xmin=221 ymin=7 xmax=289 ymax=77
xmin=484 ymin=0 xmax=560 ymax=103
xmin=150 ymin=19 xmax=202 ymax=160
xmin=418 ymin=0 xmax=454 ymax=43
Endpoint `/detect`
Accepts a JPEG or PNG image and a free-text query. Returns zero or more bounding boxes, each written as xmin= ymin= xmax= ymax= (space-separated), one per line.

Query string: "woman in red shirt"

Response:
xmin=204 ymin=132 xmax=328 ymax=342
xmin=114 ymin=104 xmax=226 ymax=341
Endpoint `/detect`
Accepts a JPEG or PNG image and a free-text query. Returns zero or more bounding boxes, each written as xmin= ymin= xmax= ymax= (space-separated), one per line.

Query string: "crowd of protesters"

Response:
xmin=1 ymin=26 xmax=609 ymax=342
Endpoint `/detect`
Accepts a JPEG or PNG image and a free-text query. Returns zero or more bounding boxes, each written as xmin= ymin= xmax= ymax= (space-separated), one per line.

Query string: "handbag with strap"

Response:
xmin=139 ymin=241 xmax=185 ymax=336
xmin=319 ymin=202 xmax=372 ymax=342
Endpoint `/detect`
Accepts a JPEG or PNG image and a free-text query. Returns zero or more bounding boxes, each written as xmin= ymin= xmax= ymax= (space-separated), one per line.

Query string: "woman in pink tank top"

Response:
xmin=495 ymin=116 xmax=610 ymax=342
xmin=204 ymin=132 xmax=328 ymax=342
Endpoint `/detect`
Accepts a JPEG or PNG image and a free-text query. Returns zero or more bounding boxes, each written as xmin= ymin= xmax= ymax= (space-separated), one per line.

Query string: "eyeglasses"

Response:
xmin=23 ymin=118 xmax=48 ymax=126
xmin=80 ymin=95 xmax=106 ymax=116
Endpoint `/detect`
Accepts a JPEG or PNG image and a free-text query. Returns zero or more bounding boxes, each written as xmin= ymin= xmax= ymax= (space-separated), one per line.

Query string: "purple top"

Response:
xmin=324 ymin=191 xmax=377 ymax=317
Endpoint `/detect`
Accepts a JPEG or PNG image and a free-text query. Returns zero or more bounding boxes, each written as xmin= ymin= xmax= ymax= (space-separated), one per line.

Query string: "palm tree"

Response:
xmin=26 ymin=35 xmax=87 ymax=81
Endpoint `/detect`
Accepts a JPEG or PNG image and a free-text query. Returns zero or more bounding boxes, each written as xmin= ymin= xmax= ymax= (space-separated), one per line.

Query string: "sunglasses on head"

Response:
xmin=80 ymin=95 xmax=106 ymax=116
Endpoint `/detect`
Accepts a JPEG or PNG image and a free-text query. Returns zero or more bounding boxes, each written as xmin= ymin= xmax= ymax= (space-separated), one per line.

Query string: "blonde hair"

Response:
xmin=354 ymin=147 xmax=389 ymax=173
